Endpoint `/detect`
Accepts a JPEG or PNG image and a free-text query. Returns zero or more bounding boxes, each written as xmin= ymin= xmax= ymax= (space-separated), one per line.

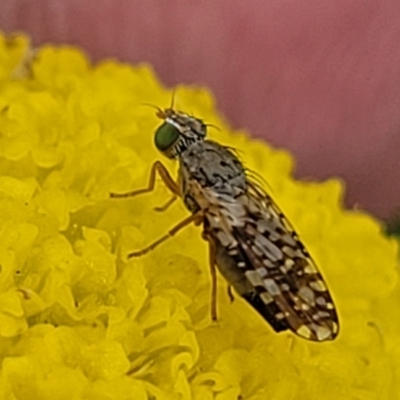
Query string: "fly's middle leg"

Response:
xmin=128 ymin=212 xmax=203 ymax=258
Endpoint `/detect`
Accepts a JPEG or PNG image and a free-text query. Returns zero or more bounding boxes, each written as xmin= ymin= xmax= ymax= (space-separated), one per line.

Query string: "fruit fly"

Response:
xmin=110 ymin=106 xmax=339 ymax=341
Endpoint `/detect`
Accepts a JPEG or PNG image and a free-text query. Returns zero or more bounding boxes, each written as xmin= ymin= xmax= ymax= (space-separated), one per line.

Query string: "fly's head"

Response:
xmin=154 ymin=108 xmax=207 ymax=159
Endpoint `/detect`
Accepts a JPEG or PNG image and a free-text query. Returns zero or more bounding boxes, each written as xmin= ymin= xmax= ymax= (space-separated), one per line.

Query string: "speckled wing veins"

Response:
xmin=203 ymin=178 xmax=339 ymax=341
xmin=178 ymin=138 xmax=339 ymax=341
xmin=110 ymin=106 xmax=339 ymax=342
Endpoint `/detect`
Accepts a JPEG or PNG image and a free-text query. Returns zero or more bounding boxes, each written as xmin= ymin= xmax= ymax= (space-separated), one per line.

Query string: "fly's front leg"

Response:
xmin=110 ymin=160 xmax=180 ymax=199
xmin=128 ymin=212 xmax=203 ymax=258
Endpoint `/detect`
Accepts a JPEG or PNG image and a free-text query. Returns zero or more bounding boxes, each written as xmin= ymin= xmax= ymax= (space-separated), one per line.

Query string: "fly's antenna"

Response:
xmin=205 ymin=123 xmax=221 ymax=132
xmin=140 ymin=103 xmax=165 ymax=119
xmin=169 ymin=87 xmax=176 ymax=110
xmin=140 ymin=87 xmax=177 ymax=120
xmin=140 ymin=103 xmax=162 ymax=113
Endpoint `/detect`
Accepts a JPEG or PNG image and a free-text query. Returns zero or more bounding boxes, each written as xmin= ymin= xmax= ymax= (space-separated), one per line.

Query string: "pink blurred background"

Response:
xmin=1 ymin=0 xmax=399 ymax=220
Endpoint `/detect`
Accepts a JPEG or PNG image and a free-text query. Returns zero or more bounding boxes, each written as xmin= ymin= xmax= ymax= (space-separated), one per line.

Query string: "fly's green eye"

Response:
xmin=154 ymin=123 xmax=180 ymax=152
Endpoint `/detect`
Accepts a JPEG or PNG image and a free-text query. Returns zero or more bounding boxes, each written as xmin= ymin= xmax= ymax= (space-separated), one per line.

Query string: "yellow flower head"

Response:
xmin=0 ymin=31 xmax=399 ymax=400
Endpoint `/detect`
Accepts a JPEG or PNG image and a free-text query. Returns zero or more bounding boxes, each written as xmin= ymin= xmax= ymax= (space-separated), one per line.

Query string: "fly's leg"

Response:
xmin=111 ymin=161 xmax=195 ymax=258
xmin=128 ymin=212 xmax=203 ymax=258
xmin=154 ymin=195 xmax=178 ymax=212
xmin=110 ymin=160 xmax=180 ymax=199
xmin=227 ymin=285 xmax=235 ymax=302
xmin=202 ymin=232 xmax=218 ymax=322
xmin=209 ymin=241 xmax=218 ymax=322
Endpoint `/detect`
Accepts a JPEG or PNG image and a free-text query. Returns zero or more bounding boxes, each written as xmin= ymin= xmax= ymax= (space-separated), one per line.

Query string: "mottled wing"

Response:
xmin=228 ymin=181 xmax=339 ymax=341
xmin=177 ymin=137 xmax=339 ymax=341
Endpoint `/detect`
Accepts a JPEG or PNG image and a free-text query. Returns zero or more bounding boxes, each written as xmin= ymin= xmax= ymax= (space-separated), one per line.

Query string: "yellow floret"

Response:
xmin=0 ymin=31 xmax=399 ymax=400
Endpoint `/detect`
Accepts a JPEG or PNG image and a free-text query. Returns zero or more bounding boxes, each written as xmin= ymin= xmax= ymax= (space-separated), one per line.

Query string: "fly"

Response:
xmin=110 ymin=105 xmax=339 ymax=341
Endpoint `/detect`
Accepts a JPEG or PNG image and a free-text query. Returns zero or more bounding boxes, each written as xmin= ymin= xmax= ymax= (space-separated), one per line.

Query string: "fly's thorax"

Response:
xmin=179 ymin=140 xmax=247 ymax=192
xmin=178 ymin=140 xmax=247 ymax=213
xmin=154 ymin=109 xmax=207 ymax=159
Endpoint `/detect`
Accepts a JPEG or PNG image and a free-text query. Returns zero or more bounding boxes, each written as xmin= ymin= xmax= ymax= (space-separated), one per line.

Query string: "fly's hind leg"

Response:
xmin=227 ymin=285 xmax=235 ymax=302
xmin=110 ymin=160 xmax=180 ymax=199
xmin=202 ymin=232 xmax=218 ymax=322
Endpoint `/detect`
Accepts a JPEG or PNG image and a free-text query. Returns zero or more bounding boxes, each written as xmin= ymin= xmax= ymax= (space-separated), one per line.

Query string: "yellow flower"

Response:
xmin=0 ymin=31 xmax=399 ymax=400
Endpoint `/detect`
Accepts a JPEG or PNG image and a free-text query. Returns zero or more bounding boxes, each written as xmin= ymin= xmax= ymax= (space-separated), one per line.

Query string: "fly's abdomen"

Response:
xmin=213 ymin=239 xmax=290 ymax=333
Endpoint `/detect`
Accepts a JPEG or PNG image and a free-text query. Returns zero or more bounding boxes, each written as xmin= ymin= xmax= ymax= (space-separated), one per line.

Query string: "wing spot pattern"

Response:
xmin=263 ymin=278 xmax=281 ymax=296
